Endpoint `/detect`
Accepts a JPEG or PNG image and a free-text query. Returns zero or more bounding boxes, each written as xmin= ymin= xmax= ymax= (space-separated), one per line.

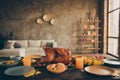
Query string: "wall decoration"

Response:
xmin=42 ymin=14 xmax=50 ymax=21
xmin=36 ymin=18 xmax=43 ymax=24
xmin=36 ymin=14 xmax=56 ymax=25
xmin=50 ymin=19 xmax=55 ymax=25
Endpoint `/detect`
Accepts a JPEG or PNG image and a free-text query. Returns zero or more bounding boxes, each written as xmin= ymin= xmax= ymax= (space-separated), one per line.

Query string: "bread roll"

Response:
xmin=56 ymin=63 xmax=66 ymax=70
xmin=47 ymin=64 xmax=56 ymax=69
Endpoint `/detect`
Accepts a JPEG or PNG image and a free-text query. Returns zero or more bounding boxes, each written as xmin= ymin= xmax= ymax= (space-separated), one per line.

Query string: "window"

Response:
xmin=107 ymin=0 xmax=120 ymax=58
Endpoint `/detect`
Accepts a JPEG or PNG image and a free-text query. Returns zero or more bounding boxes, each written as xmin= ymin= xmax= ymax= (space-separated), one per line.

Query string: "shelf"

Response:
xmin=78 ymin=48 xmax=100 ymax=50
xmin=71 ymin=51 xmax=94 ymax=53
xmin=73 ymin=17 xmax=101 ymax=54
xmin=73 ymin=51 xmax=98 ymax=53
xmin=74 ymin=34 xmax=101 ymax=37
xmin=79 ymin=51 xmax=94 ymax=52
xmin=82 ymin=28 xmax=101 ymax=30
xmin=73 ymin=28 xmax=101 ymax=31
xmin=85 ymin=48 xmax=100 ymax=50
xmin=79 ymin=20 xmax=101 ymax=23
xmin=77 ymin=41 xmax=101 ymax=44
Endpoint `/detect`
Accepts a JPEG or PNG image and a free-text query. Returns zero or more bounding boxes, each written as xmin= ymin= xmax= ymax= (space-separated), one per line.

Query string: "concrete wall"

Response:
xmin=0 ymin=0 xmax=102 ymax=51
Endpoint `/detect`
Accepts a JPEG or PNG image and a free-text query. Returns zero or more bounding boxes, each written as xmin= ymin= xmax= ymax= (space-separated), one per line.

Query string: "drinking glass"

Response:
xmin=75 ymin=56 xmax=84 ymax=70
xmin=23 ymin=57 xmax=31 ymax=66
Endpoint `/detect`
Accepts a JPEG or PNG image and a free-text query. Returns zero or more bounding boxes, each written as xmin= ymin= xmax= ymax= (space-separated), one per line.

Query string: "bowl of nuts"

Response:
xmin=0 ymin=60 xmax=19 ymax=67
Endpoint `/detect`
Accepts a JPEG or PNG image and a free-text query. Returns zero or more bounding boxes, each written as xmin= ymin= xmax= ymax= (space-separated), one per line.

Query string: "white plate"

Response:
xmin=104 ymin=58 xmax=120 ymax=65
xmin=4 ymin=66 xmax=34 ymax=76
xmin=84 ymin=66 xmax=115 ymax=76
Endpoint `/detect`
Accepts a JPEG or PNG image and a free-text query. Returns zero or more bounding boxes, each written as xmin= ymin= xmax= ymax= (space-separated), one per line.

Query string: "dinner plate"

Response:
xmin=84 ymin=66 xmax=115 ymax=76
xmin=4 ymin=66 xmax=34 ymax=76
xmin=104 ymin=58 xmax=120 ymax=65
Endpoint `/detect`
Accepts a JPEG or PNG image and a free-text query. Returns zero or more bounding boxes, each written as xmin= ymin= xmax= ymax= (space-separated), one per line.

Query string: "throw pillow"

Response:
xmin=14 ymin=42 xmax=21 ymax=48
xmin=46 ymin=42 xmax=53 ymax=48
xmin=41 ymin=40 xmax=47 ymax=47
xmin=4 ymin=42 xmax=15 ymax=49
xmin=41 ymin=40 xmax=54 ymax=47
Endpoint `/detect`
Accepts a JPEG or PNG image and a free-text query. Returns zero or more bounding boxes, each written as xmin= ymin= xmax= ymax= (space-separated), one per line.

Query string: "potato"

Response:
xmin=84 ymin=57 xmax=104 ymax=65
xmin=3 ymin=60 xmax=15 ymax=65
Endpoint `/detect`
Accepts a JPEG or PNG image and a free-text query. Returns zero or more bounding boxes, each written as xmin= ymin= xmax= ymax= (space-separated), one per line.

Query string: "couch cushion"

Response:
xmin=0 ymin=48 xmax=25 ymax=57
xmin=25 ymin=47 xmax=39 ymax=52
xmin=41 ymin=40 xmax=54 ymax=47
xmin=29 ymin=40 xmax=41 ymax=47
xmin=15 ymin=40 xmax=28 ymax=48
xmin=38 ymin=48 xmax=44 ymax=51
xmin=4 ymin=42 xmax=15 ymax=49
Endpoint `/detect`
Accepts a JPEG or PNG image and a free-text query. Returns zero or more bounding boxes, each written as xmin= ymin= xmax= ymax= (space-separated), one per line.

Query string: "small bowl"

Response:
xmin=0 ymin=60 xmax=19 ymax=67
xmin=10 ymin=56 xmax=21 ymax=61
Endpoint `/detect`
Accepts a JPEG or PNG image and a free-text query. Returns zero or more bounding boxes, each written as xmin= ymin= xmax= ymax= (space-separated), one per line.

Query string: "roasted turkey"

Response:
xmin=37 ymin=47 xmax=71 ymax=66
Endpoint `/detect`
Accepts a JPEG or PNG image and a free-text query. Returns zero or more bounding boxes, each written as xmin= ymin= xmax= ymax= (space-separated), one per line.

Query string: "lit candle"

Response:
xmin=23 ymin=57 xmax=31 ymax=66
xmin=75 ymin=56 xmax=84 ymax=69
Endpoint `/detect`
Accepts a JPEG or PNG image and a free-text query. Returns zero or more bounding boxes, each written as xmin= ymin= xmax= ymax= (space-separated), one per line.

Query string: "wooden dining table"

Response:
xmin=0 ymin=54 xmax=120 ymax=80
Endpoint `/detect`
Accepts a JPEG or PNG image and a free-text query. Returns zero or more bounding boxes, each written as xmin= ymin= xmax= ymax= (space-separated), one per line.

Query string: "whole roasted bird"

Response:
xmin=37 ymin=47 xmax=71 ymax=66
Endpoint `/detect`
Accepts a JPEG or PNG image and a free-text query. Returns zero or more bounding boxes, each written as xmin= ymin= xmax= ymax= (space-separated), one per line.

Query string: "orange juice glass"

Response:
xmin=23 ymin=57 xmax=31 ymax=66
xmin=75 ymin=56 xmax=84 ymax=69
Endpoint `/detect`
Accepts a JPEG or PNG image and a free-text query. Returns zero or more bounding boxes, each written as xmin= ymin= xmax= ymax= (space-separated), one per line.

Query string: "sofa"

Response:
xmin=0 ymin=40 xmax=57 ymax=57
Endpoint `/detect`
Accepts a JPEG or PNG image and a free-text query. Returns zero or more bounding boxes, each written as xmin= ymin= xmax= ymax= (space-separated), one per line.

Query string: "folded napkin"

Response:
xmin=24 ymin=70 xmax=41 ymax=78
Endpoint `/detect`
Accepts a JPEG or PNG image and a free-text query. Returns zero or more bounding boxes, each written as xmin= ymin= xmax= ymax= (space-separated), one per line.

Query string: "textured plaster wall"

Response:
xmin=0 ymin=0 xmax=101 ymax=51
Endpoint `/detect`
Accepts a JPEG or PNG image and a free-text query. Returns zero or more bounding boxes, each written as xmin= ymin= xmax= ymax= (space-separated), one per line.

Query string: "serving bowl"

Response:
xmin=0 ymin=60 xmax=19 ymax=67
xmin=47 ymin=63 xmax=68 ymax=74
